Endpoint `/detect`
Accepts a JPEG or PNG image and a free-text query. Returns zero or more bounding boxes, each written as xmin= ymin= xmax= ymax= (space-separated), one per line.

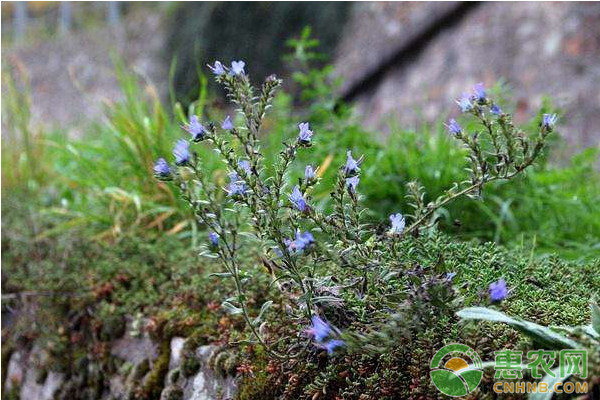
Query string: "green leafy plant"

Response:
xmin=155 ymin=58 xmax=552 ymax=360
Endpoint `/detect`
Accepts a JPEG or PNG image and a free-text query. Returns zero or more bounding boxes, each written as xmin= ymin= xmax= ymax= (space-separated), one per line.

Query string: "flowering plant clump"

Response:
xmin=154 ymin=66 xmax=553 ymax=359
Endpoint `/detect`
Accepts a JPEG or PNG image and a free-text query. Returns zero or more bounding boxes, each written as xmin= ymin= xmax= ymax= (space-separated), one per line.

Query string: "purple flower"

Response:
xmin=456 ymin=93 xmax=473 ymax=113
xmin=209 ymin=232 xmax=219 ymax=247
xmin=305 ymin=165 xmax=316 ymax=182
xmin=230 ymin=60 xmax=245 ymax=76
xmin=447 ymin=119 xmax=462 ymax=136
xmin=173 ymin=139 xmax=191 ymax=165
xmin=490 ymin=104 xmax=503 ymax=116
xmin=298 ymin=122 xmax=313 ymax=145
xmin=542 ymin=113 xmax=558 ymax=130
xmin=389 ymin=213 xmax=405 ymax=234
xmin=286 ymin=230 xmax=315 ymax=253
xmin=344 ymin=151 xmax=362 ymax=176
xmin=296 ymin=231 xmax=314 ymax=249
xmin=153 ymin=158 xmax=172 ymax=178
xmin=221 ymin=115 xmax=234 ymax=130
xmin=489 ymin=278 xmax=508 ymax=302
xmin=306 ymin=316 xmax=345 ymax=356
xmin=323 ymin=339 xmax=345 ymax=355
xmin=474 ymin=82 xmax=486 ymax=102
xmin=208 ymin=61 xmax=225 ymax=76
xmin=290 ymin=186 xmax=308 ymax=212
xmin=346 ymin=175 xmax=359 ymax=193
xmin=226 ymin=172 xmax=247 ymax=197
xmin=238 ymin=159 xmax=252 ymax=175
xmin=307 ymin=315 xmax=331 ymax=343
xmin=182 ymin=115 xmax=206 ymax=142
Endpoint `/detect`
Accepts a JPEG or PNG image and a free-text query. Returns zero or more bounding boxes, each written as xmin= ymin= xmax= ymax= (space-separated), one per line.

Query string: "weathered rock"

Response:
xmin=110 ymin=330 xmax=158 ymax=365
xmin=168 ymin=337 xmax=186 ymax=370
xmin=4 ymin=349 xmax=65 ymax=400
xmin=334 ymin=2 xmax=466 ymax=96
xmin=160 ymin=345 xmax=237 ymax=400
xmin=336 ymin=2 xmax=600 ymax=154
xmin=4 ymin=350 xmax=26 ymax=394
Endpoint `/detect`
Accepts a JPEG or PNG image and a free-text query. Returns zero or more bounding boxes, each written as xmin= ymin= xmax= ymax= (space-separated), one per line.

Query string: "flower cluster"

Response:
xmin=285 ymin=230 xmax=315 ymax=253
xmin=306 ymin=316 xmax=345 ymax=355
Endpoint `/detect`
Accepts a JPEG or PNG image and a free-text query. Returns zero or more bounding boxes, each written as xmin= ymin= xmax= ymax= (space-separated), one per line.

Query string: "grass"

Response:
xmin=3 ymin=56 xmax=599 ymax=259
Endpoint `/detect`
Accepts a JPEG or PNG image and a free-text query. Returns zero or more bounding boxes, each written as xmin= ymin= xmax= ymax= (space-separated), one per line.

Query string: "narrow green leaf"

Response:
xmin=591 ymin=301 xmax=600 ymax=334
xmin=221 ymin=301 xmax=242 ymax=315
xmin=458 ymin=307 xmax=577 ymax=349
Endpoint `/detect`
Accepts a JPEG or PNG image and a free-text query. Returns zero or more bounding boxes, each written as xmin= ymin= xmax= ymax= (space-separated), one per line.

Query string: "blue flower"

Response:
xmin=389 ymin=213 xmax=405 ymax=234
xmin=489 ymin=278 xmax=508 ymax=302
xmin=490 ymin=104 xmax=503 ymax=116
xmin=344 ymin=151 xmax=361 ymax=176
xmin=474 ymin=82 xmax=486 ymax=102
xmin=447 ymin=119 xmax=462 ymax=136
xmin=456 ymin=93 xmax=473 ymax=112
xmin=542 ymin=113 xmax=558 ymax=130
xmin=290 ymin=186 xmax=308 ymax=212
xmin=221 ymin=115 xmax=234 ymax=130
xmin=153 ymin=158 xmax=172 ymax=178
xmin=182 ymin=115 xmax=206 ymax=142
xmin=305 ymin=165 xmax=316 ymax=182
xmin=230 ymin=60 xmax=245 ymax=76
xmin=298 ymin=122 xmax=313 ymax=145
xmin=307 ymin=315 xmax=331 ymax=343
xmin=227 ymin=172 xmax=247 ymax=197
xmin=323 ymin=339 xmax=345 ymax=355
xmin=296 ymin=231 xmax=314 ymax=249
xmin=238 ymin=159 xmax=252 ymax=175
xmin=306 ymin=316 xmax=345 ymax=356
xmin=209 ymin=232 xmax=219 ymax=247
xmin=445 ymin=272 xmax=457 ymax=281
xmin=346 ymin=175 xmax=359 ymax=193
xmin=286 ymin=230 xmax=315 ymax=253
xmin=208 ymin=61 xmax=225 ymax=76
xmin=173 ymin=139 xmax=191 ymax=165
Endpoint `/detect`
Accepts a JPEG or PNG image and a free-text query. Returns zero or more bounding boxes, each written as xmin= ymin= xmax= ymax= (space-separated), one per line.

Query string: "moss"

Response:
xmin=161 ymin=385 xmax=184 ymax=400
xmin=135 ymin=340 xmax=171 ymax=400
xmin=236 ymin=349 xmax=276 ymax=400
xmin=98 ymin=313 xmax=126 ymax=342
xmin=210 ymin=349 xmax=238 ymax=378
xmin=166 ymin=367 xmax=180 ymax=385
xmin=3 ymin=387 xmax=21 ymax=400
xmin=180 ymin=354 xmax=200 ymax=378
xmin=1 ymin=343 xmax=15 ymax=390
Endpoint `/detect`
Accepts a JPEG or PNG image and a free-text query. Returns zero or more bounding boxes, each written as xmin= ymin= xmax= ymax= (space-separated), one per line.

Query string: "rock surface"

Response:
xmin=4 ymin=3 xmax=599 ymax=153
xmin=4 ymin=348 xmax=65 ymax=400
xmin=4 ymin=336 xmax=236 ymax=400
xmin=2 ymin=7 xmax=167 ymax=137
xmin=161 ymin=341 xmax=237 ymax=400
xmin=336 ymin=2 xmax=600 ymax=154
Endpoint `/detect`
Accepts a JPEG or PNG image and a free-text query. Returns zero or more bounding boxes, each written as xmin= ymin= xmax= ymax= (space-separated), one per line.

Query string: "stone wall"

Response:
xmin=4 ymin=323 xmax=237 ymax=400
xmin=4 ymin=2 xmax=599 ymax=155
xmin=335 ymin=2 xmax=600 ymax=155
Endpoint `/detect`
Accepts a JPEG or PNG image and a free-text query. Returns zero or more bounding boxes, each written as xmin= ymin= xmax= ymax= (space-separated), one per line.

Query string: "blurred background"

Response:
xmin=2 ymin=2 xmax=600 ymax=151
xmin=1 ymin=2 xmax=599 ymax=259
